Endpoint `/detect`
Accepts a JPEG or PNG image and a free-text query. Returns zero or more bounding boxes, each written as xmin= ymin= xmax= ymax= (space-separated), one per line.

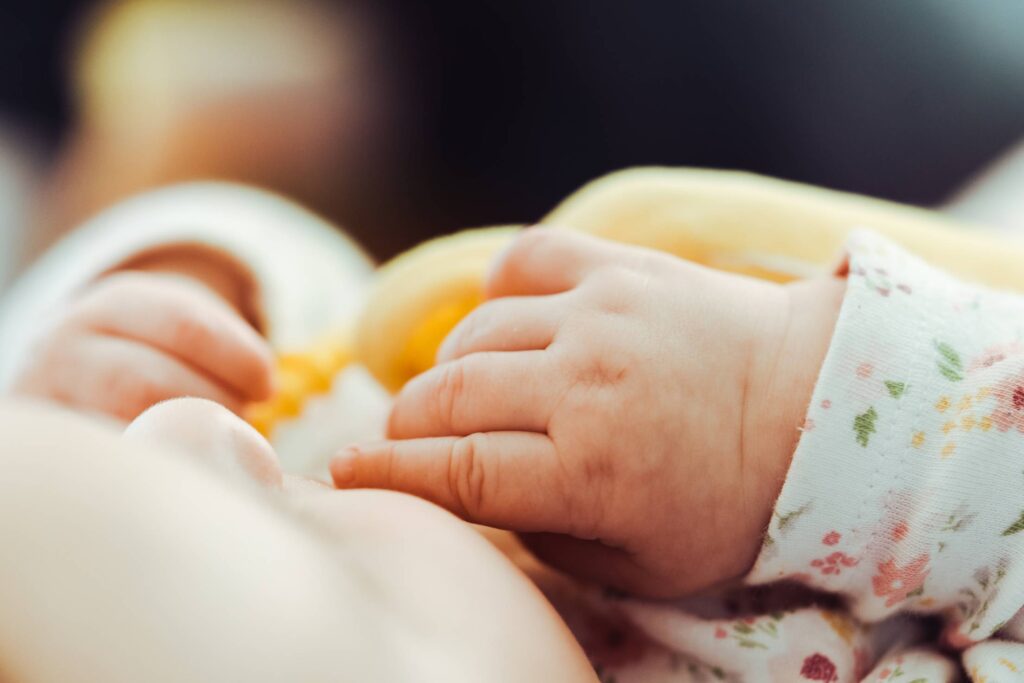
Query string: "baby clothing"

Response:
xmin=546 ymin=231 xmax=1024 ymax=681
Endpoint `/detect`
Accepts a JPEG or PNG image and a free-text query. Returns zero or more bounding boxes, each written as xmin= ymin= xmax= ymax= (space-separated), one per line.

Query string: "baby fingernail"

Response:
xmin=330 ymin=450 xmax=357 ymax=486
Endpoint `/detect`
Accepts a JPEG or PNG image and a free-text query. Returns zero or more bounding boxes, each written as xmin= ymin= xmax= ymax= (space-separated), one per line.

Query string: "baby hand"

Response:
xmin=13 ymin=271 xmax=274 ymax=421
xmin=333 ymin=229 xmax=843 ymax=597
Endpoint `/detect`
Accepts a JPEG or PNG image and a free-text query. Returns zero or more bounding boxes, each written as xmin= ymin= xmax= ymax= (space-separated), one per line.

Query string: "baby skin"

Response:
xmin=0 ymin=397 xmax=596 ymax=682
xmin=333 ymin=228 xmax=847 ymax=597
xmin=9 ymin=227 xmax=846 ymax=605
xmin=12 ymin=246 xmax=274 ymax=422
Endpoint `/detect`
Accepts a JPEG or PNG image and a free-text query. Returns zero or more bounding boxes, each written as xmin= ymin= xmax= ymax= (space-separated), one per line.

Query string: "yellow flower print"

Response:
xmin=821 ymin=611 xmax=856 ymax=645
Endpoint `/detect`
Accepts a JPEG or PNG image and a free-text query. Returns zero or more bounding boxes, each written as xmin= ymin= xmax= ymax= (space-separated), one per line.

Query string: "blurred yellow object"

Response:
xmin=356 ymin=227 xmax=520 ymax=393
xmin=544 ymin=168 xmax=1024 ymax=290
xmin=249 ymin=167 xmax=1024 ymax=436
xmin=74 ymin=0 xmax=356 ymax=137
xmin=246 ymin=332 xmax=352 ymax=438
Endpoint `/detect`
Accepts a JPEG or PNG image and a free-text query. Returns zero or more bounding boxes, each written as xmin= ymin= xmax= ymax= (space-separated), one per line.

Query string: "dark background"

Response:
xmin=4 ymin=1 xmax=1024 ymax=253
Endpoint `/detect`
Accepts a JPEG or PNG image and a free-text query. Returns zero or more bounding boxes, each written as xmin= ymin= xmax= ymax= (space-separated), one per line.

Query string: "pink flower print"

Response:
xmin=822 ymin=531 xmax=841 ymax=546
xmin=714 ymin=626 xmax=727 ymax=639
xmin=967 ymin=341 xmax=1023 ymax=373
xmin=896 ymin=283 xmax=912 ymax=295
xmin=821 ymin=399 xmax=832 ymax=409
xmin=990 ymin=369 xmax=1024 ymax=433
xmin=872 ymin=555 xmax=930 ymax=607
xmin=877 ymin=668 xmax=891 ymax=680
xmin=811 ymin=551 xmax=859 ymax=575
xmin=801 ymin=653 xmax=839 ymax=681
xmin=890 ymin=520 xmax=908 ymax=542
xmin=856 ymin=362 xmax=874 ymax=379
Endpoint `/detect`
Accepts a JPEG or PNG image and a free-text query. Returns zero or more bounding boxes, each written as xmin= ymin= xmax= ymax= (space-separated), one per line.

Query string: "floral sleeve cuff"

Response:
xmin=748 ymin=230 xmax=1024 ymax=643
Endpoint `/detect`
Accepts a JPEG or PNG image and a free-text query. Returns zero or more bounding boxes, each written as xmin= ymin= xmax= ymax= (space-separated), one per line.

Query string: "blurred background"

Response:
xmin=1 ymin=0 xmax=1023 ymax=288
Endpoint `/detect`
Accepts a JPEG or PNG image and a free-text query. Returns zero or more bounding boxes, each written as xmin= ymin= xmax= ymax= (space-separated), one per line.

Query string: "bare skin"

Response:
xmin=0 ymin=398 xmax=597 ymax=682
xmin=11 ymin=246 xmax=274 ymax=421
xmin=332 ymin=229 xmax=845 ymax=597
xmin=11 ymin=228 xmax=844 ymax=602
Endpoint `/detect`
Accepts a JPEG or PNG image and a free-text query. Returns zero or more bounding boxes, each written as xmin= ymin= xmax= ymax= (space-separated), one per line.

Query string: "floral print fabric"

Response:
xmin=750 ymin=231 xmax=1024 ymax=641
xmin=554 ymin=232 xmax=1024 ymax=681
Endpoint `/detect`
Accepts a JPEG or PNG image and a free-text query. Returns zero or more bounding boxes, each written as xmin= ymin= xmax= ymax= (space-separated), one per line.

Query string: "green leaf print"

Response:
xmin=775 ymin=503 xmax=811 ymax=531
xmin=1002 ymin=510 xmax=1024 ymax=536
xmin=938 ymin=364 xmax=964 ymax=382
xmin=884 ymin=380 xmax=906 ymax=398
xmin=935 ymin=341 xmax=964 ymax=382
xmin=884 ymin=664 xmax=904 ymax=680
xmin=936 ymin=341 xmax=962 ymax=367
xmin=854 ymin=407 xmax=878 ymax=447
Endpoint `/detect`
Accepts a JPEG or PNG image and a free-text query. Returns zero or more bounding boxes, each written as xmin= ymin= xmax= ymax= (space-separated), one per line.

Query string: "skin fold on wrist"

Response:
xmin=734 ymin=275 xmax=847 ymax=579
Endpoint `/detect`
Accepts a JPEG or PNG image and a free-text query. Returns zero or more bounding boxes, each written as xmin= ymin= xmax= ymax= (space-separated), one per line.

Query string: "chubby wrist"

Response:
xmin=765 ymin=276 xmax=847 ymax=471
xmin=733 ymin=276 xmax=846 ymax=576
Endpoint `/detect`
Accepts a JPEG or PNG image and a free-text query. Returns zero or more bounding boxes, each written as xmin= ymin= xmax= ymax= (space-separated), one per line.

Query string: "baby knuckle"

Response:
xmin=169 ymin=315 xmax=212 ymax=351
xmin=64 ymin=287 xmax=119 ymax=326
xmin=446 ymin=434 xmax=488 ymax=516
xmin=511 ymin=227 xmax=560 ymax=260
xmin=630 ymin=251 xmax=668 ymax=275
xmin=448 ymin=310 xmax=485 ymax=357
xmin=431 ymin=362 xmax=467 ymax=430
xmin=582 ymin=266 xmax=639 ymax=308
xmin=594 ymin=263 xmax=635 ymax=285
xmin=72 ymin=272 xmax=163 ymax=326
xmin=612 ymin=265 xmax=647 ymax=292
xmin=496 ymin=229 xmax=563 ymax=281
xmin=588 ymin=359 xmax=629 ymax=387
xmin=92 ymin=271 xmax=150 ymax=301
xmin=568 ymin=347 xmax=629 ymax=389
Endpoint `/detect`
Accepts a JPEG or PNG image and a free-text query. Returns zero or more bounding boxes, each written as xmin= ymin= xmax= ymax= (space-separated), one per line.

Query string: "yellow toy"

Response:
xmin=248 ymin=167 xmax=1024 ymax=436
